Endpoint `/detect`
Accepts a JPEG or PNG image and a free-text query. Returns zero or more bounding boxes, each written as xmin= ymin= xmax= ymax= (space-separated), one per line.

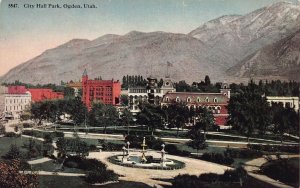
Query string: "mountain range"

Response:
xmin=1 ymin=1 xmax=300 ymax=84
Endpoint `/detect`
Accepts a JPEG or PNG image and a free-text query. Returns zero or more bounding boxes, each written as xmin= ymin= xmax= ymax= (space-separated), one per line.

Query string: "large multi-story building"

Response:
xmin=4 ymin=86 xmax=31 ymax=119
xmin=161 ymin=83 xmax=231 ymax=127
xmin=128 ymin=76 xmax=175 ymax=114
xmin=28 ymin=88 xmax=64 ymax=102
xmin=81 ymin=69 xmax=121 ymax=109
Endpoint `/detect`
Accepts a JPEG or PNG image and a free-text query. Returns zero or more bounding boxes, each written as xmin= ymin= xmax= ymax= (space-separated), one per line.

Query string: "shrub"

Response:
xmin=172 ymin=167 xmax=247 ymax=188
xmin=64 ymin=160 xmax=79 ymax=168
xmin=165 ymin=144 xmax=190 ymax=157
xmin=85 ymin=169 xmax=118 ymax=184
xmin=102 ymin=142 xmax=123 ymax=151
xmin=199 ymin=173 xmax=220 ymax=183
xmin=224 ymin=148 xmax=263 ymax=158
xmin=200 ymin=152 xmax=234 ymax=165
xmin=3 ymin=144 xmax=23 ymax=160
xmin=248 ymin=144 xmax=299 ymax=153
xmin=54 ymin=131 xmax=64 ymax=138
xmin=89 ymin=144 xmax=97 ymax=151
xmin=22 ymin=123 xmax=31 ymax=128
xmin=5 ymin=132 xmax=20 ymax=137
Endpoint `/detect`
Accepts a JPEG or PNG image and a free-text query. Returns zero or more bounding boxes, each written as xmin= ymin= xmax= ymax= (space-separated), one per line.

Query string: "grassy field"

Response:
xmin=0 ymin=136 xmax=43 ymax=159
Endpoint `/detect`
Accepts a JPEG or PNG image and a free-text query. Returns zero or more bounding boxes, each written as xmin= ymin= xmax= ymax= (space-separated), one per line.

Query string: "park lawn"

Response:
xmin=31 ymin=160 xmax=85 ymax=174
xmin=0 ymin=136 xmax=43 ymax=159
xmin=38 ymin=175 xmax=152 ymax=188
xmin=261 ymin=157 xmax=299 ymax=187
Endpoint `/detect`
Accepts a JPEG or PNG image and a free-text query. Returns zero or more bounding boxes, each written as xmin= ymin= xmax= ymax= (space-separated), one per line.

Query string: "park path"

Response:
xmin=22 ymin=170 xmax=85 ymax=176
xmin=88 ymin=151 xmax=231 ymax=188
xmin=244 ymin=155 xmax=300 ymax=188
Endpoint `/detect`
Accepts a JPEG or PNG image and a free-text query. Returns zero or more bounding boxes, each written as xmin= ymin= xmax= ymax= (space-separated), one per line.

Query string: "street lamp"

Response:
xmin=122 ymin=146 xmax=126 ymax=163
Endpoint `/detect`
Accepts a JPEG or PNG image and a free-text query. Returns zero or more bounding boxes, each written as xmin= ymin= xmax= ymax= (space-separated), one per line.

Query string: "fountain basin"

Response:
xmin=108 ymin=154 xmax=185 ymax=170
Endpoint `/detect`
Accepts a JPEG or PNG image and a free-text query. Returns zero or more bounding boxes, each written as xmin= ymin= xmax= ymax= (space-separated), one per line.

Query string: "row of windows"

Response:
xmin=89 ymin=92 xmax=112 ymax=96
xmin=6 ymin=98 xmax=30 ymax=104
xmin=166 ymin=97 xmax=219 ymax=103
xmin=5 ymin=105 xmax=28 ymax=111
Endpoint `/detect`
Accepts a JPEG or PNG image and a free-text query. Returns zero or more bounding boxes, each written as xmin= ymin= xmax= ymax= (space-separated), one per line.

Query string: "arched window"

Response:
xmin=197 ymin=97 xmax=201 ymax=102
xmin=205 ymin=97 xmax=209 ymax=102
xmin=166 ymin=97 xmax=169 ymax=102
xmin=214 ymin=98 xmax=218 ymax=103
xmin=187 ymin=97 xmax=191 ymax=102
xmin=176 ymin=97 xmax=180 ymax=102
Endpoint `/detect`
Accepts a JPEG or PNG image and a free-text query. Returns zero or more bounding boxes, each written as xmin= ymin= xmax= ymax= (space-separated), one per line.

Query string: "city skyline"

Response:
xmin=0 ymin=0 xmax=299 ymax=76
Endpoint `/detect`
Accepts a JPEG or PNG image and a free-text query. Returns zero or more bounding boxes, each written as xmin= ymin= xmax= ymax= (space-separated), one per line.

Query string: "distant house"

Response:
xmin=266 ymin=96 xmax=299 ymax=111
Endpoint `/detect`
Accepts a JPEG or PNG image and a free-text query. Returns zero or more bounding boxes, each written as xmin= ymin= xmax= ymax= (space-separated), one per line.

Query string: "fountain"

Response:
xmin=140 ymin=137 xmax=147 ymax=163
xmin=109 ymin=138 xmax=185 ymax=170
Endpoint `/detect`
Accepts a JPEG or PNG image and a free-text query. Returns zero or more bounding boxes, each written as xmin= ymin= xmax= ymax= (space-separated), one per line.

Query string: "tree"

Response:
xmin=89 ymin=102 xmax=119 ymax=133
xmin=121 ymin=108 xmax=134 ymax=135
xmin=188 ymin=128 xmax=206 ymax=154
xmin=272 ymin=104 xmax=299 ymax=143
xmin=227 ymin=82 xmax=271 ymax=142
xmin=195 ymin=107 xmax=215 ymax=140
xmin=204 ymin=75 xmax=211 ymax=86
xmin=137 ymin=103 xmax=163 ymax=136
xmin=0 ymin=160 xmax=38 ymax=188
xmin=67 ymin=97 xmax=88 ymax=130
xmin=164 ymin=102 xmax=189 ymax=137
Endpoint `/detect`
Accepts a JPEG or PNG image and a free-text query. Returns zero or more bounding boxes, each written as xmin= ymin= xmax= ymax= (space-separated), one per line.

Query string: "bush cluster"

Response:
xmin=165 ymin=144 xmax=190 ymax=157
xmin=101 ymin=142 xmax=123 ymax=151
xmin=172 ymin=167 xmax=247 ymax=188
xmin=63 ymin=156 xmax=118 ymax=184
xmin=224 ymin=148 xmax=263 ymax=158
xmin=200 ymin=152 xmax=234 ymax=165
xmin=5 ymin=132 xmax=20 ymax=137
xmin=248 ymin=144 xmax=299 ymax=153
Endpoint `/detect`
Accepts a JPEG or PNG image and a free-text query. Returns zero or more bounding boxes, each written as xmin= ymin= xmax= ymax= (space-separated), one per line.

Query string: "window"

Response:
xmin=205 ymin=97 xmax=209 ymax=102
xmin=176 ymin=97 xmax=180 ymax=102
xmin=197 ymin=97 xmax=201 ymax=102
xmin=214 ymin=98 xmax=218 ymax=103
xmin=187 ymin=97 xmax=191 ymax=102
xmin=166 ymin=97 xmax=169 ymax=102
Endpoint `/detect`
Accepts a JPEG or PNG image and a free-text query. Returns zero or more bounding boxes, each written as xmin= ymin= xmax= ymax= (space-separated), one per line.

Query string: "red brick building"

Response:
xmin=161 ymin=84 xmax=230 ymax=128
xmin=8 ymin=86 xmax=27 ymax=94
xmin=28 ymin=89 xmax=64 ymax=102
xmin=82 ymin=69 xmax=121 ymax=109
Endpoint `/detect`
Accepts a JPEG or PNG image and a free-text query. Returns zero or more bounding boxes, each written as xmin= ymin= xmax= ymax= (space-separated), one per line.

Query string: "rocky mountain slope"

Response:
xmin=1 ymin=2 xmax=300 ymax=84
xmin=227 ymin=29 xmax=300 ymax=81
xmin=189 ymin=2 xmax=300 ymax=64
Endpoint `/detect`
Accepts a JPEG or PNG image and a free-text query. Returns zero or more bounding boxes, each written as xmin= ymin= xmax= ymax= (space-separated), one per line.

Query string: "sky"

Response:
xmin=0 ymin=0 xmax=299 ymax=76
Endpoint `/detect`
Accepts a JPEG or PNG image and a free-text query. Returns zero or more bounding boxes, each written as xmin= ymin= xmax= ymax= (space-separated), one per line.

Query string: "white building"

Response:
xmin=266 ymin=96 xmax=299 ymax=112
xmin=128 ymin=77 xmax=175 ymax=115
xmin=4 ymin=91 xmax=32 ymax=119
